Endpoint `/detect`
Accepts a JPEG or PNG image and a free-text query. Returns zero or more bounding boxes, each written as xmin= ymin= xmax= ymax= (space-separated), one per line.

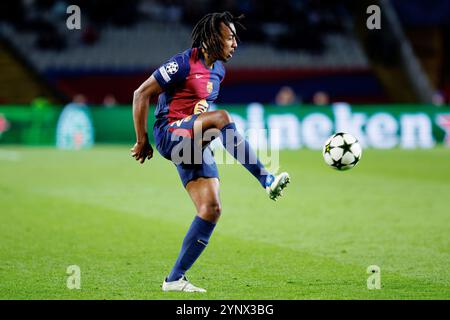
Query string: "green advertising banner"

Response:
xmin=222 ymin=103 xmax=450 ymax=150
xmin=90 ymin=103 xmax=449 ymax=149
xmin=1 ymin=103 xmax=449 ymax=149
xmin=0 ymin=105 xmax=60 ymax=145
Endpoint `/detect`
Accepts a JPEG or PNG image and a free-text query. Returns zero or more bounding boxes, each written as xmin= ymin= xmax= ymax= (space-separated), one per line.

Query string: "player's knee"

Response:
xmin=215 ymin=110 xmax=232 ymax=129
xmin=198 ymin=202 xmax=222 ymax=221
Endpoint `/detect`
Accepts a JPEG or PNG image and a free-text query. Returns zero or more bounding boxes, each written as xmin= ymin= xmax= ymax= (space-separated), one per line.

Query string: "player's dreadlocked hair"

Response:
xmin=191 ymin=11 xmax=245 ymax=61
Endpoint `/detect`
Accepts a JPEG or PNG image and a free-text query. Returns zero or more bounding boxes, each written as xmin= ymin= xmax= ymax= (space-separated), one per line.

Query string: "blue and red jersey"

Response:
xmin=152 ymin=47 xmax=225 ymax=125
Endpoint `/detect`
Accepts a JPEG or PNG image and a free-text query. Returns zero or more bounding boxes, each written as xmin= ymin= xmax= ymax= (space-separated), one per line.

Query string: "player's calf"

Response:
xmin=219 ymin=122 xmax=271 ymax=188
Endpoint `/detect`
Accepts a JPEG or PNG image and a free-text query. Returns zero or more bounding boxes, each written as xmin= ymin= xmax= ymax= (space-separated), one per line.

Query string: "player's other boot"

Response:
xmin=162 ymin=276 xmax=206 ymax=293
xmin=265 ymin=172 xmax=290 ymax=201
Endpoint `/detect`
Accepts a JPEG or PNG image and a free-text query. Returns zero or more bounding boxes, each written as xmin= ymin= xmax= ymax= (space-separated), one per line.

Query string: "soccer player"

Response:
xmin=131 ymin=12 xmax=290 ymax=292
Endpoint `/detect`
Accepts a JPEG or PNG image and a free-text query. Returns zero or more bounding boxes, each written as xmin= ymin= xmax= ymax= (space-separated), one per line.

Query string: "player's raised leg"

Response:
xmin=162 ymin=177 xmax=221 ymax=292
xmin=194 ymin=110 xmax=290 ymax=200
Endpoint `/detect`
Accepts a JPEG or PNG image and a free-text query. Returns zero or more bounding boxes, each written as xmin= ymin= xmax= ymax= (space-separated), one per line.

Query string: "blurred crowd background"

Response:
xmin=0 ymin=0 xmax=449 ymax=106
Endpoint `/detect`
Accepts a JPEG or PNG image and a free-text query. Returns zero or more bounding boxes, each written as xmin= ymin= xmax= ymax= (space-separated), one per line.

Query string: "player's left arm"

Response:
xmin=131 ymin=75 xmax=163 ymax=164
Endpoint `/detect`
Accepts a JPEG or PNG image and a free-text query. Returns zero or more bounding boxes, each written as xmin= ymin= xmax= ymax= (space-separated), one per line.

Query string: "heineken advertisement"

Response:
xmin=0 ymin=103 xmax=449 ymax=149
xmin=223 ymin=103 xmax=450 ymax=150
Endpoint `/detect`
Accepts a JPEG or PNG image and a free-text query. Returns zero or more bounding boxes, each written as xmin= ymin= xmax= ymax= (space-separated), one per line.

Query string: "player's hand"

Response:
xmin=131 ymin=137 xmax=153 ymax=164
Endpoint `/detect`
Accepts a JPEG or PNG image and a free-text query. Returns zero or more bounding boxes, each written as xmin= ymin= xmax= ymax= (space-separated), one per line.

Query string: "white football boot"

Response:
xmin=266 ymin=172 xmax=291 ymax=201
xmin=162 ymin=276 xmax=206 ymax=293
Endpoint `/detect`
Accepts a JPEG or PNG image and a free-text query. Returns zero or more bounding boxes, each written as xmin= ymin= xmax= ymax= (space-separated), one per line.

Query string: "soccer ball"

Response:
xmin=322 ymin=132 xmax=362 ymax=170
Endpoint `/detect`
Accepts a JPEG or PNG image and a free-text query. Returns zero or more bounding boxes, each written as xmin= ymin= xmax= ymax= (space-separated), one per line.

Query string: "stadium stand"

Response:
xmin=0 ymin=0 xmax=447 ymax=104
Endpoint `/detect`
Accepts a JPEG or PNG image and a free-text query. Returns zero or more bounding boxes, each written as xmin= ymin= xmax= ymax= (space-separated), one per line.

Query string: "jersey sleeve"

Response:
xmin=152 ymin=52 xmax=190 ymax=90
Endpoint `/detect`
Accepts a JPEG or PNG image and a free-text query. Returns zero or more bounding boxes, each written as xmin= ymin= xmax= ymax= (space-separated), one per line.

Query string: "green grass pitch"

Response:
xmin=0 ymin=145 xmax=449 ymax=299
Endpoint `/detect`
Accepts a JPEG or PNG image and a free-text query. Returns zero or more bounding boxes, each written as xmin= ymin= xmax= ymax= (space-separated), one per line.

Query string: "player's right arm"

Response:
xmin=131 ymin=75 xmax=163 ymax=164
xmin=131 ymin=51 xmax=190 ymax=164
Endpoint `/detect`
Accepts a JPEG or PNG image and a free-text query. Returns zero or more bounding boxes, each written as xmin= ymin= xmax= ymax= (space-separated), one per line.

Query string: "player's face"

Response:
xmin=220 ymin=22 xmax=237 ymax=62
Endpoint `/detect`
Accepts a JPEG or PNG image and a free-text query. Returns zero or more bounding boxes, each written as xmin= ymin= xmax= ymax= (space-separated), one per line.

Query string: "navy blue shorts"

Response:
xmin=153 ymin=115 xmax=219 ymax=187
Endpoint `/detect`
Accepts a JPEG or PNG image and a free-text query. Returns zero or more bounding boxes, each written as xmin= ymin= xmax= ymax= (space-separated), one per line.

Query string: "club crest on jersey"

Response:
xmin=207 ymin=81 xmax=213 ymax=94
xmin=194 ymin=99 xmax=209 ymax=114
xmin=165 ymin=61 xmax=179 ymax=75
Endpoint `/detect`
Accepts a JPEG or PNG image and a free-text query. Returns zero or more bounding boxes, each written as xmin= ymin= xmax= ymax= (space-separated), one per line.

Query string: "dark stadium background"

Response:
xmin=1 ymin=0 xmax=449 ymax=106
